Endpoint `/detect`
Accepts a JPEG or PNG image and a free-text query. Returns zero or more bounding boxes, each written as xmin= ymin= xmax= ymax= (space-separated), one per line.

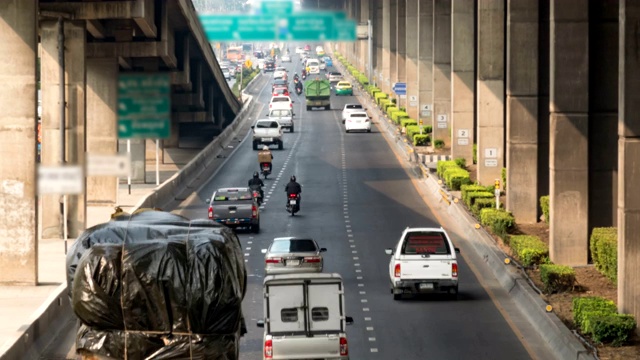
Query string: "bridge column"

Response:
xmin=505 ymin=0 xmax=539 ymax=223
xmin=86 ymin=58 xmax=118 ymax=228
xmin=405 ymin=0 xmax=419 ymax=120
xmin=432 ymin=0 xmax=452 ymax=149
xmin=417 ymin=1 xmax=434 ymax=129
xmin=396 ymin=0 xmax=406 ymax=88
xmin=549 ymin=0 xmax=589 ymax=265
xmin=388 ymin=0 xmax=398 ymax=89
xmin=40 ymin=20 xmax=87 ymax=238
xmin=618 ymin=0 xmax=640 ymax=331
xmin=476 ymin=0 xmax=505 ymax=186
xmin=451 ymin=0 xmax=475 ymax=163
xmin=358 ymin=0 xmax=370 ymax=75
xmin=374 ymin=0 xmax=384 ymax=90
xmin=0 ymin=0 xmax=38 ymax=284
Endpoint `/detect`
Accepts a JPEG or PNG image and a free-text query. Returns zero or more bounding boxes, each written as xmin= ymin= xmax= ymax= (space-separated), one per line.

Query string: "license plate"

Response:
xmin=289 ymin=200 xmax=297 ymax=205
xmin=262 ymin=138 xmax=273 ymax=142
xmin=227 ymin=220 xmax=239 ymax=225
xmin=419 ymin=283 xmax=434 ymax=290
xmin=287 ymin=260 xmax=300 ymax=266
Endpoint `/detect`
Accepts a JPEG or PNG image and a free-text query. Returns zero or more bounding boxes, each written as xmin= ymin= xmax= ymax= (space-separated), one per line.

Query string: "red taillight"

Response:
xmin=394 ymin=263 xmax=401 ymax=278
xmin=452 ymin=263 xmax=458 ymax=278
xmin=252 ymin=205 xmax=258 ymax=218
xmin=266 ymin=257 xmax=282 ymax=264
xmin=289 ymin=193 xmax=298 ymax=198
xmin=304 ymin=256 xmax=321 ymax=263
xmin=208 ymin=206 xmax=213 ymax=219
xmin=339 ymin=337 xmax=348 ymax=356
xmin=264 ymin=339 xmax=273 ymax=358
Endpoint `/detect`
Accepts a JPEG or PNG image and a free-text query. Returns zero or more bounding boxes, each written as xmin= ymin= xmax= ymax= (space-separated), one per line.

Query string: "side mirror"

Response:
xmin=345 ymin=316 xmax=354 ymax=325
xmin=257 ymin=319 xmax=265 ymax=328
xmin=320 ymin=248 xmax=327 ymax=252
xmin=261 ymin=249 xmax=267 ymax=254
xmin=455 ymin=247 xmax=461 ymax=253
xmin=385 ymin=248 xmax=394 ymax=255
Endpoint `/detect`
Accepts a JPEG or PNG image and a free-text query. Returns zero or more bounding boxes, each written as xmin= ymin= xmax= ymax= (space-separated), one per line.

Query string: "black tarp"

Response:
xmin=68 ymin=211 xmax=246 ymax=359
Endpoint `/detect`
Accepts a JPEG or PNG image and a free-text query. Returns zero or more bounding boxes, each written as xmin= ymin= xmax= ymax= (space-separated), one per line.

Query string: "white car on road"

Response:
xmin=281 ymin=54 xmax=291 ymax=62
xmin=306 ymin=59 xmax=320 ymax=75
xmin=269 ymin=95 xmax=294 ymax=110
xmin=273 ymin=67 xmax=287 ymax=80
xmin=341 ymin=103 xmax=365 ymax=123
xmin=344 ymin=111 xmax=371 ymax=133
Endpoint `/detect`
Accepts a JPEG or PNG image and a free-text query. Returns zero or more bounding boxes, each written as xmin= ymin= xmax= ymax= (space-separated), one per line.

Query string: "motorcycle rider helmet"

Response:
xmin=253 ymin=171 xmax=259 ymax=178
xmin=290 ymin=175 xmax=296 ymax=182
xmin=262 ymin=145 xmax=269 ymax=151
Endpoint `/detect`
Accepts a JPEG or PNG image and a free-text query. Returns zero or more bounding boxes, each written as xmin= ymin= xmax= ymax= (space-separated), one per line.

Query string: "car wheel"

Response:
xmin=252 ymin=141 xmax=258 ymax=150
xmin=251 ymin=223 xmax=260 ymax=233
xmin=393 ymin=293 xmax=402 ymax=301
xmin=345 ymin=129 xmax=349 ymax=133
xmin=290 ymin=126 xmax=294 ymax=133
xmin=367 ymin=129 xmax=371 ymax=133
xmin=278 ymin=141 xmax=283 ymax=150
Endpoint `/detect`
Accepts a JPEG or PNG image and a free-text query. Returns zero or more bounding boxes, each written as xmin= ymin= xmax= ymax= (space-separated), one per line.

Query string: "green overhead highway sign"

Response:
xmin=118 ymin=73 xmax=171 ymax=139
xmin=199 ymin=11 xmax=356 ymax=41
xmin=260 ymin=0 xmax=294 ymax=15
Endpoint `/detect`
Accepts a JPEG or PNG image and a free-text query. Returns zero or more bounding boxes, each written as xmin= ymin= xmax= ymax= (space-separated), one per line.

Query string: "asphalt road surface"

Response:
xmin=40 ymin=50 xmax=539 ymax=360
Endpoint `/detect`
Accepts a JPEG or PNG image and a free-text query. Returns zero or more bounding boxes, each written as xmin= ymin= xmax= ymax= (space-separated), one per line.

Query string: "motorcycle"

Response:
xmin=286 ymin=193 xmax=301 ymax=216
xmin=250 ymin=184 xmax=263 ymax=206
xmin=301 ymin=73 xmax=306 ymax=80
xmin=295 ymin=86 xmax=303 ymax=95
xmin=260 ymin=162 xmax=272 ymax=179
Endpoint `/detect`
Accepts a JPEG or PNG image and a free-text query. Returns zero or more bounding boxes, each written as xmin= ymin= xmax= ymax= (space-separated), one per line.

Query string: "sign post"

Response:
xmin=392 ymin=82 xmax=406 ymax=118
xmin=494 ymin=179 xmax=501 ymax=209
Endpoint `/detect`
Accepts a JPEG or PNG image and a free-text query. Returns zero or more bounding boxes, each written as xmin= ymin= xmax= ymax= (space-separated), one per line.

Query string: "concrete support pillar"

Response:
xmin=216 ymin=100 xmax=226 ymax=129
xmin=41 ymin=20 xmax=87 ymax=238
xmin=359 ymin=0 xmax=370 ymax=75
xmin=451 ymin=0 xmax=475 ymax=163
xmin=417 ymin=1 xmax=434 ymax=127
xmin=405 ymin=0 xmax=419 ymax=119
xmin=388 ymin=0 xmax=398 ymax=88
xmin=549 ymin=0 xmax=589 ymax=265
xmin=86 ymin=58 xmax=118 ymax=228
xmin=432 ymin=0 xmax=452 ymax=148
xmin=476 ymin=0 xmax=505 ymax=185
xmin=617 ymin=0 xmax=640 ymax=330
xmin=0 ymin=0 xmax=38 ymax=285
xmin=505 ymin=0 xmax=539 ymax=223
xmin=165 ymin=113 xmax=180 ymax=148
xmin=396 ymin=1 xmax=407 ymax=86
xmin=376 ymin=0 xmax=386 ymax=90
xmin=588 ymin=0 xmax=619 ymax=229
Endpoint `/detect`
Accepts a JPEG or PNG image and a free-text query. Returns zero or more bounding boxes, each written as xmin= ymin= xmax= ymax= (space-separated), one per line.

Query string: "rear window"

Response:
xmin=270 ymin=239 xmax=318 ymax=253
xmin=346 ymin=104 xmax=363 ymax=110
xmin=350 ymin=113 xmax=367 ymax=118
xmin=272 ymin=97 xmax=289 ymax=102
xmin=212 ymin=191 xmax=253 ymax=202
xmin=255 ymin=121 xmax=279 ymax=128
xmin=401 ymin=231 xmax=450 ymax=255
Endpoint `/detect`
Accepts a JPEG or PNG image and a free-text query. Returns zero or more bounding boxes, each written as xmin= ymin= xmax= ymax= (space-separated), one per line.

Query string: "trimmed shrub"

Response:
xmin=465 ymin=191 xmax=494 ymax=208
xmin=357 ymin=74 xmax=369 ymax=85
xmin=472 ymin=197 xmax=497 ymax=216
xmin=509 ymin=235 xmax=548 ymax=266
xmin=540 ymin=195 xmax=550 ymax=223
xmin=540 ymin=264 xmax=575 ymax=294
xmin=437 ymin=160 xmax=459 ymax=178
xmin=573 ymin=297 xmax=618 ymax=330
xmin=413 ymin=134 xmax=430 ymax=146
xmin=379 ymin=98 xmax=391 ymax=111
xmin=405 ymin=125 xmax=420 ymax=140
xmin=590 ymin=227 xmax=618 ymax=283
xmin=375 ymin=92 xmax=388 ymax=105
xmin=385 ymin=105 xmax=398 ymax=115
xmin=400 ymin=118 xmax=418 ymax=128
xmin=473 ymin=143 xmax=477 ymax=164
xmin=392 ymin=111 xmax=410 ymax=123
xmin=583 ymin=314 xmax=637 ymax=346
xmin=454 ymin=157 xmax=466 ymax=169
xmin=368 ymin=86 xmax=381 ymax=97
xmin=461 ymin=184 xmax=493 ymax=204
xmin=480 ymin=209 xmax=515 ymax=239
xmin=434 ymin=139 xmax=445 ymax=149
xmin=443 ymin=167 xmax=471 ymax=191
xmin=399 ymin=106 xmax=406 ymax=112
xmin=501 ymin=167 xmax=507 ymax=190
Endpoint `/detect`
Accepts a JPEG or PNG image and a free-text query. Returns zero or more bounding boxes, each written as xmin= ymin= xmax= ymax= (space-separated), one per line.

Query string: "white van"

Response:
xmin=257 ymin=273 xmax=354 ymax=359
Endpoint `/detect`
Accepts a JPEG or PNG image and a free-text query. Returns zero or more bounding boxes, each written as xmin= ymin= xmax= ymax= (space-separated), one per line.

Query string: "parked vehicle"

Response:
xmin=207 ymin=187 xmax=260 ymax=233
xmin=341 ymin=103 xmax=365 ymax=123
xmin=257 ymin=273 xmax=354 ymax=360
xmin=385 ymin=227 xmax=461 ymax=300
xmin=252 ymin=119 xmax=284 ymax=150
xmin=261 ymin=237 xmax=326 ymax=275
xmin=304 ymin=79 xmax=331 ymax=111
xmin=344 ymin=111 xmax=371 ymax=133
xmin=267 ymin=108 xmax=295 ymax=132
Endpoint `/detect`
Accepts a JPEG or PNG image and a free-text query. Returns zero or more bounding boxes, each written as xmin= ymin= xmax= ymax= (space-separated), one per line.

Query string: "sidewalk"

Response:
xmin=0 ymin=90 xmax=257 ymax=359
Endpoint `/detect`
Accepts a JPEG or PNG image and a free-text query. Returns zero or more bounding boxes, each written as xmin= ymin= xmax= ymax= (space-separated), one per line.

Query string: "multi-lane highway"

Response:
xmin=40 ymin=48 xmax=549 ymax=360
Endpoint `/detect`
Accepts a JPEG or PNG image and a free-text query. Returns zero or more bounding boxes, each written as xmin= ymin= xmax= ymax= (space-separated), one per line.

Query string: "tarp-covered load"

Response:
xmin=66 ymin=211 xmax=247 ymax=359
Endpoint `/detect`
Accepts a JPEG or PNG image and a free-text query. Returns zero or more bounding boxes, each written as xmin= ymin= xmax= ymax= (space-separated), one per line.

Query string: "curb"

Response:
xmin=334 ymin=57 xmax=594 ymax=360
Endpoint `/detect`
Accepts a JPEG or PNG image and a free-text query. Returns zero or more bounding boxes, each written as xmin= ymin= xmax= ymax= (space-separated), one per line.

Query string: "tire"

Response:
xmin=325 ymin=104 xmax=330 ymax=110
xmin=367 ymin=129 xmax=371 ymax=133
xmin=251 ymin=223 xmax=260 ymax=233
xmin=252 ymin=141 xmax=258 ymax=150
xmin=290 ymin=126 xmax=294 ymax=133
xmin=278 ymin=141 xmax=283 ymax=150
xmin=306 ymin=106 xmax=311 ymax=111
xmin=393 ymin=293 xmax=401 ymax=301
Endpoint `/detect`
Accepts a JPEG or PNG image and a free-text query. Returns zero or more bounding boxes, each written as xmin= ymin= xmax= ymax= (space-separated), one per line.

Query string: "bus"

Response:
xmin=226 ymin=46 xmax=243 ymax=62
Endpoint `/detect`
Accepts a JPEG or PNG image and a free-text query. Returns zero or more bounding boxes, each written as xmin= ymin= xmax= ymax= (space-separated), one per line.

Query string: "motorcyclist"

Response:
xmin=293 ymin=73 xmax=300 ymax=82
xmin=295 ymin=80 xmax=303 ymax=94
xmin=284 ymin=175 xmax=302 ymax=207
xmin=301 ymin=69 xmax=307 ymax=78
xmin=248 ymin=171 xmax=265 ymax=200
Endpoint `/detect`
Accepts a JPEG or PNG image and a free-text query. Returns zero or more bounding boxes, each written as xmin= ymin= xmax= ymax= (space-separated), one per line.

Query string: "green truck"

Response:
xmin=304 ymin=78 xmax=331 ymax=110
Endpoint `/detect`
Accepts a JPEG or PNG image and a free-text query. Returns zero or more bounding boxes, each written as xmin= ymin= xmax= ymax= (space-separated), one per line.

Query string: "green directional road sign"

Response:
xmin=333 ymin=18 xmax=357 ymax=42
xmin=260 ymin=0 xmax=294 ymax=16
xmin=284 ymin=12 xmax=334 ymax=41
xmin=200 ymin=14 xmax=277 ymax=41
xmin=118 ymin=73 xmax=171 ymax=139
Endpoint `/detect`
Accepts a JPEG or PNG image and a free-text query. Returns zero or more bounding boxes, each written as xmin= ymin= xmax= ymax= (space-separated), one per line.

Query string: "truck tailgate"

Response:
xmin=399 ymin=256 xmax=454 ymax=280
xmin=272 ymin=334 xmax=343 ymax=359
xmin=212 ymin=202 xmax=253 ymax=220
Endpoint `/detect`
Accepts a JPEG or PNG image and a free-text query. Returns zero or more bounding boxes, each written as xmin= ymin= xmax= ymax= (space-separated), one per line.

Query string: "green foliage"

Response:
xmin=437 ymin=160 xmax=459 ymax=178
xmin=375 ymin=92 xmax=388 ymax=104
xmin=540 ymin=264 xmax=575 ymax=294
xmin=357 ymin=74 xmax=369 ymax=85
xmin=379 ymin=98 xmax=390 ymax=111
xmin=368 ymin=86 xmax=381 ymax=97
xmin=385 ymin=105 xmax=398 ymax=115
xmin=413 ymin=134 xmax=430 ymax=146
xmin=406 ymin=125 xmax=429 ymax=142
xmin=509 ymin=235 xmax=548 ymax=266
xmin=501 ymin=167 xmax=507 ymax=190
xmin=461 ymin=184 xmax=494 ymax=204
xmin=473 ymin=143 xmax=477 ymax=164
xmin=573 ymin=297 xmax=618 ymax=330
xmin=443 ymin=167 xmax=471 ymax=191
xmin=584 ymin=314 xmax=637 ymax=346
xmin=399 ymin=106 xmax=406 ymax=112
xmin=540 ymin=195 xmax=550 ymax=224
xmin=465 ymin=191 xmax=494 ymax=208
xmin=480 ymin=209 xmax=515 ymax=239
xmin=472 ymin=197 xmax=497 ymax=217
xmin=392 ymin=111 xmax=410 ymax=123
xmin=400 ymin=118 xmax=418 ymax=128
xmin=434 ymin=139 xmax=445 ymax=149
xmin=590 ymin=227 xmax=618 ymax=283
xmin=454 ymin=157 xmax=466 ymax=169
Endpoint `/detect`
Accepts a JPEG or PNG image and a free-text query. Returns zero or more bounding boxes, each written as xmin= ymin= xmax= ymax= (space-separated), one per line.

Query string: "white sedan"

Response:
xmin=281 ymin=54 xmax=291 ymax=62
xmin=344 ymin=111 xmax=371 ymax=133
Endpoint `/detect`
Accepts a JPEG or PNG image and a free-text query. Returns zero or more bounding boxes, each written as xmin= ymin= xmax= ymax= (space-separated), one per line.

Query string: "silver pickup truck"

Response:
xmin=206 ymin=187 xmax=260 ymax=233
xmin=267 ymin=108 xmax=295 ymax=132
xmin=252 ymin=119 xmax=284 ymax=150
xmin=257 ymin=273 xmax=353 ymax=360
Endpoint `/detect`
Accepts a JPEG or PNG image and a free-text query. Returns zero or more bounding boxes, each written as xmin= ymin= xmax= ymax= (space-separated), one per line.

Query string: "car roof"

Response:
xmin=272 ymin=236 xmax=316 ymax=242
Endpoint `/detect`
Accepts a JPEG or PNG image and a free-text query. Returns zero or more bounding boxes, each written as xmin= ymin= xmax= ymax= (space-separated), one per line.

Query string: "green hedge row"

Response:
xmin=374 ymin=92 xmax=388 ymax=104
xmin=435 ymin=160 xmax=471 ymax=190
xmin=573 ymin=297 xmax=636 ymax=346
xmin=540 ymin=195 xmax=549 ymax=223
xmin=590 ymin=227 xmax=618 ymax=283
xmin=392 ymin=111 xmax=409 ymax=123
xmin=461 ymin=184 xmax=493 ymax=204
xmin=540 ymin=264 xmax=575 ymax=294
xmin=400 ymin=118 xmax=417 ymax=128
xmin=413 ymin=134 xmax=430 ymax=146
xmin=357 ymin=74 xmax=369 ymax=86
xmin=480 ymin=208 xmax=515 ymax=239
xmin=508 ymin=235 xmax=548 ymax=267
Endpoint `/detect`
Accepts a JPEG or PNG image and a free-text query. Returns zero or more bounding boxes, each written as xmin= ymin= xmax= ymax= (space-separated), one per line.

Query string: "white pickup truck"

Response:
xmin=385 ymin=227 xmax=460 ymax=300
xmin=257 ymin=273 xmax=354 ymax=360
xmin=252 ymin=119 xmax=283 ymax=150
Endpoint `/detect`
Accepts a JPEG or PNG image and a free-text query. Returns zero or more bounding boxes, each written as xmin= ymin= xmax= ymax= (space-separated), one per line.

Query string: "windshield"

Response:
xmin=346 ymin=105 xmax=363 ymax=110
xmin=256 ymin=121 xmax=279 ymax=129
xmin=307 ymin=60 xmax=319 ymax=67
xmin=270 ymin=239 xmax=318 ymax=253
